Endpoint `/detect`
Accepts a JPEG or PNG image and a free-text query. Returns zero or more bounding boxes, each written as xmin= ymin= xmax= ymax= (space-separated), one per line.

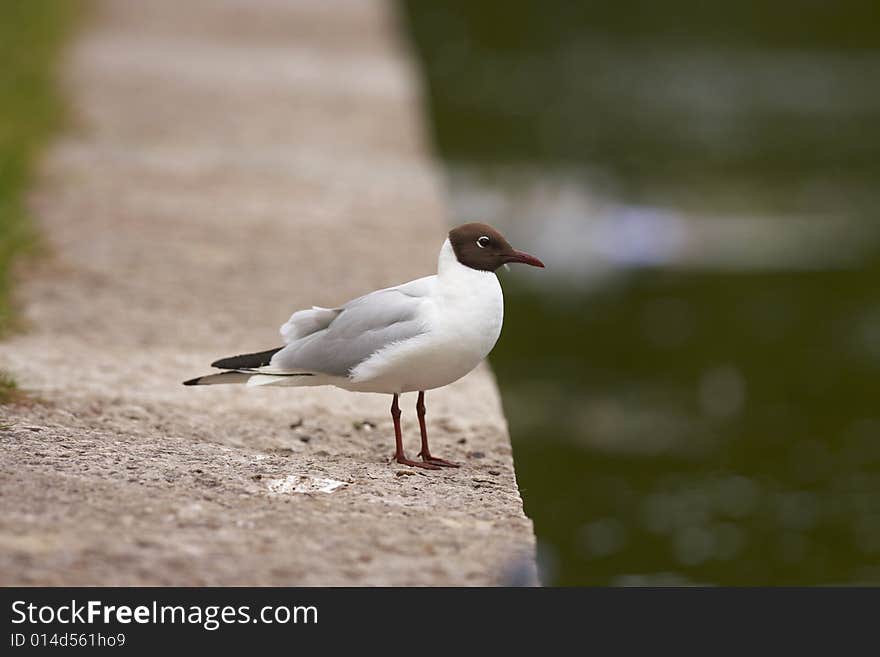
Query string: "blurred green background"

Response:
xmin=0 ymin=0 xmax=77 ymax=332
xmin=403 ymin=1 xmax=880 ymax=585
xmin=0 ymin=0 xmax=79 ymax=402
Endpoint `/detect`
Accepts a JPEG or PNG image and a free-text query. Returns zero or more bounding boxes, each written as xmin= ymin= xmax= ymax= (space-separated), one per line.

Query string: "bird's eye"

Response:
xmin=476 ymin=236 xmax=490 ymax=249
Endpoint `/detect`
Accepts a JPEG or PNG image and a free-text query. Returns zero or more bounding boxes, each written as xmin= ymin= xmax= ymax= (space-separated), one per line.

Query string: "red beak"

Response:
xmin=506 ymin=249 xmax=545 ymax=268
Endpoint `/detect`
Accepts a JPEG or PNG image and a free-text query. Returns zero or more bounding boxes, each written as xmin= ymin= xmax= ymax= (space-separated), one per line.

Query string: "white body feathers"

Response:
xmin=241 ymin=239 xmax=504 ymax=394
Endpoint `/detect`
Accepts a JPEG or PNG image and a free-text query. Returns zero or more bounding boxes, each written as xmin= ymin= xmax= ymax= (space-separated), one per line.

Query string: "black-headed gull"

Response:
xmin=184 ymin=223 xmax=544 ymax=469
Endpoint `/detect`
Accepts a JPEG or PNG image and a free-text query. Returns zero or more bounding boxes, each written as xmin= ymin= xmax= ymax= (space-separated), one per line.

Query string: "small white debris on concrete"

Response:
xmin=267 ymin=475 xmax=347 ymax=495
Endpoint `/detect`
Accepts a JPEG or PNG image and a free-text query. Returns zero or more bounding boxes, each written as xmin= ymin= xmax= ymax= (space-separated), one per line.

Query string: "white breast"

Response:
xmin=433 ymin=241 xmax=504 ymax=363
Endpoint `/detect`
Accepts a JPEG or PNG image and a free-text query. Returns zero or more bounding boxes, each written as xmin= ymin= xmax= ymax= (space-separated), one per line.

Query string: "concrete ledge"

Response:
xmin=0 ymin=0 xmax=538 ymax=585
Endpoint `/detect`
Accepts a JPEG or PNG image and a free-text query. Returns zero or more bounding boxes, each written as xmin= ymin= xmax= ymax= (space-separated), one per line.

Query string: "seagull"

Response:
xmin=184 ymin=222 xmax=544 ymax=469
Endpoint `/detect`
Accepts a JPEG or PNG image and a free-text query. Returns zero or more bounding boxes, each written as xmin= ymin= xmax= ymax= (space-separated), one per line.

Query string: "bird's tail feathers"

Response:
xmin=211 ymin=347 xmax=283 ymax=370
xmin=183 ymin=369 xmax=316 ymax=387
xmin=185 ymin=345 xmax=318 ymax=387
xmin=183 ymin=371 xmax=251 ymax=386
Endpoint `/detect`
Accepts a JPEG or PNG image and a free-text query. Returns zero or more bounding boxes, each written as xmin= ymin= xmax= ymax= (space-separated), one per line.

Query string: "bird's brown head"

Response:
xmin=448 ymin=222 xmax=545 ymax=272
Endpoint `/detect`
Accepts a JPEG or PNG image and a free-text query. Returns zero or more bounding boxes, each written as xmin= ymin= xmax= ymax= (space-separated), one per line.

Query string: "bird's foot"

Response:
xmin=395 ymin=454 xmax=440 ymax=470
xmin=417 ymin=451 xmax=460 ymax=468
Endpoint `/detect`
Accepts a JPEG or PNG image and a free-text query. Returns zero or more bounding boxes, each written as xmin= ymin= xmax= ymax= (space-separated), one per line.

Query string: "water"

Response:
xmin=403 ymin=1 xmax=880 ymax=585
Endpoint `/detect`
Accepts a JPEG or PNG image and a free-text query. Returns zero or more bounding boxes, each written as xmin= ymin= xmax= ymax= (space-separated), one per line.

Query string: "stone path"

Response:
xmin=0 ymin=0 xmax=537 ymax=585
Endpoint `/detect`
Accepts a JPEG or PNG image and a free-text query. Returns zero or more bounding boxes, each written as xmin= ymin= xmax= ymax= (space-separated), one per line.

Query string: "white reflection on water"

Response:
xmin=446 ymin=166 xmax=880 ymax=287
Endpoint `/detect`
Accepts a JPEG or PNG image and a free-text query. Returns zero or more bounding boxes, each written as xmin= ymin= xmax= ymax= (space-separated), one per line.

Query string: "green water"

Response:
xmin=404 ymin=1 xmax=880 ymax=585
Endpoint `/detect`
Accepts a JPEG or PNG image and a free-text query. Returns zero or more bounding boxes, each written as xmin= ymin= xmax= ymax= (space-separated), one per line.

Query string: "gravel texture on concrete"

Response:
xmin=0 ymin=0 xmax=538 ymax=585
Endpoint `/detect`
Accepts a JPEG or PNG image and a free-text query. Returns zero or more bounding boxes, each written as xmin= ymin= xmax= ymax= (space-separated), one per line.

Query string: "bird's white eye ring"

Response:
xmin=476 ymin=236 xmax=490 ymax=248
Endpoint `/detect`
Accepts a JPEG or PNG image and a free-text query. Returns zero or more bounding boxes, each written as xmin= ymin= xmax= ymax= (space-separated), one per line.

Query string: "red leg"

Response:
xmin=416 ymin=391 xmax=460 ymax=468
xmin=391 ymin=393 xmax=438 ymax=470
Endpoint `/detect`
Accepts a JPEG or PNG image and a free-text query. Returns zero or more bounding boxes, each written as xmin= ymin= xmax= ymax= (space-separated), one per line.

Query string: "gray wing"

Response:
xmin=271 ymin=276 xmax=434 ymax=377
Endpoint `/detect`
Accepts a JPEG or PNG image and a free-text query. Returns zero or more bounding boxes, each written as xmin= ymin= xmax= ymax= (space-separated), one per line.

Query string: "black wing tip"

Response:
xmin=211 ymin=346 xmax=283 ymax=370
xmin=182 ymin=377 xmax=202 ymax=386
